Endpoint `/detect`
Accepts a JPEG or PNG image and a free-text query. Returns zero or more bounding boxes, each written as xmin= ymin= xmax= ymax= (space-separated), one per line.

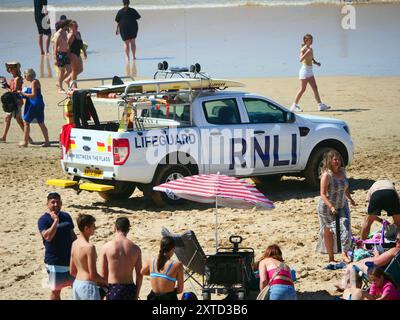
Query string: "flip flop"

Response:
xmin=324 ymin=263 xmax=336 ymax=270
xmin=334 ymin=262 xmax=347 ymax=269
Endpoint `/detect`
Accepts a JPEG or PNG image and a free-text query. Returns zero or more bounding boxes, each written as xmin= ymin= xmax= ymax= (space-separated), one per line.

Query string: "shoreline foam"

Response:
xmin=1 ymin=0 xmax=400 ymax=13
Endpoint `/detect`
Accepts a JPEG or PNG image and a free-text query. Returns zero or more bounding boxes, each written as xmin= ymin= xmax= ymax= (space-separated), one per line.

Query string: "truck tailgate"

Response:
xmin=62 ymin=129 xmax=115 ymax=180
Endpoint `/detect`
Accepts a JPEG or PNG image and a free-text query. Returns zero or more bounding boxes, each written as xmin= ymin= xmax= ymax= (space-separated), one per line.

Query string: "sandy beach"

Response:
xmin=0 ymin=74 xmax=399 ymax=300
xmin=0 ymin=1 xmax=400 ymax=300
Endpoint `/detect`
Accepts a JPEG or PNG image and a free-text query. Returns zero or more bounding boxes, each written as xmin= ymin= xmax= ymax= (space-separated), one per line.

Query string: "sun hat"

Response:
xmin=5 ymin=61 xmax=21 ymax=71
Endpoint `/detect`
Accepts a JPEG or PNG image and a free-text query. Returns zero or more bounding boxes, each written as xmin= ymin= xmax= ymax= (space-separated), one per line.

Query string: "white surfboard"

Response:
xmin=90 ymin=78 xmax=244 ymax=94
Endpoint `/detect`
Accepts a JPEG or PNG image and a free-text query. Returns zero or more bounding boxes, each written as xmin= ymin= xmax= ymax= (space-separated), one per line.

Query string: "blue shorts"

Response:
xmin=72 ymin=279 xmax=100 ymax=300
xmin=46 ymin=265 xmax=74 ymax=291
xmin=269 ymin=284 xmax=297 ymax=300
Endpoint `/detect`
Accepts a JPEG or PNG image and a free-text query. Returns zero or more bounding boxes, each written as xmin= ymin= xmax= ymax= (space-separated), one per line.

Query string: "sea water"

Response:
xmin=0 ymin=2 xmax=399 ymax=78
xmin=1 ymin=0 xmax=400 ymax=11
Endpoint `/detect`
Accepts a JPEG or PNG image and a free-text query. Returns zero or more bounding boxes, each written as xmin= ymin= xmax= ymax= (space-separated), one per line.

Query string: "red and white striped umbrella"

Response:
xmin=154 ymin=173 xmax=274 ymax=209
xmin=154 ymin=173 xmax=274 ymax=252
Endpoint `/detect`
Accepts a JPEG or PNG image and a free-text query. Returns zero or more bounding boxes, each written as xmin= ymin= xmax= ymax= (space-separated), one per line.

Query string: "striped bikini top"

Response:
xmin=150 ymin=258 xmax=177 ymax=282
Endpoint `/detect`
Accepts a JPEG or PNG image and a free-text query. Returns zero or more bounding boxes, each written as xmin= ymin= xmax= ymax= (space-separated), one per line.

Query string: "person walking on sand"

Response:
xmin=316 ymin=150 xmax=356 ymax=264
xmin=53 ymin=19 xmax=71 ymax=93
xmin=38 ymin=192 xmax=76 ymax=300
xmin=101 ymin=217 xmax=143 ymax=300
xmin=0 ymin=62 xmax=32 ymax=144
xmin=34 ymin=0 xmax=52 ymax=55
xmin=141 ymin=236 xmax=184 ymax=300
xmin=360 ymin=179 xmax=400 ymax=240
xmin=70 ymin=214 xmax=107 ymax=300
xmin=291 ymin=34 xmax=330 ymax=112
xmin=115 ymin=0 xmax=141 ymax=61
xmin=65 ymin=21 xmax=87 ymax=89
xmin=18 ymin=68 xmax=50 ymax=147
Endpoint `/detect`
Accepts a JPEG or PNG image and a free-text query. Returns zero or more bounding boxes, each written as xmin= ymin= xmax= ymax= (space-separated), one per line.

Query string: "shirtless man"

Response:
xmin=361 ymin=180 xmax=400 ymax=240
xmin=70 ymin=214 xmax=107 ymax=300
xmin=101 ymin=217 xmax=143 ymax=300
xmin=53 ymin=19 xmax=71 ymax=93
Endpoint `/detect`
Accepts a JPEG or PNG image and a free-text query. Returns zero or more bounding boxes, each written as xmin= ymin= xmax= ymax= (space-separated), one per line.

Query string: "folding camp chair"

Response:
xmin=384 ymin=251 xmax=400 ymax=288
xmin=161 ymin=228 xmax=256 ymax=300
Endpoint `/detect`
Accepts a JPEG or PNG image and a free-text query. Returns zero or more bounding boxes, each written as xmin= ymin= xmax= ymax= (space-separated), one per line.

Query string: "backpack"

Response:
xmin=1 ymin=92 xmax=19 ymax=113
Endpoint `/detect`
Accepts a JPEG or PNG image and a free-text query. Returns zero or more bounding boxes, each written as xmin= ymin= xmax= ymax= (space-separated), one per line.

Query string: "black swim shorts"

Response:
xmin=368 ymin=189 xmax=400 ymax=216
xmin=106 ymin=283 xmax=137 ymax=300
xmin=57 ymin=52 xmax=71 ymax=68
xmin=35 ymin=14 xmax=52 ymax=35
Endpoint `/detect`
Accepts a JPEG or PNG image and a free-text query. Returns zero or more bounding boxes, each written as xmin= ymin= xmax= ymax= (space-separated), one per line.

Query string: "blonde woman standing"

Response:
xmin=291 ymin=34 xmax=330 ymax=112
xmin=18 ymin=68 xmax=50 ymax=147
xmin=316 ymin=150 xmax=356 ymax=264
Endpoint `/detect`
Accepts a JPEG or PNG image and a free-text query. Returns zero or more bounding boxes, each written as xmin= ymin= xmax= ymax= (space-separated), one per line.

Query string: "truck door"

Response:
xmin=240 ymin=97 xmax=300 ymax=175
xmin=200 ymin=97 xmax=248 ymax=176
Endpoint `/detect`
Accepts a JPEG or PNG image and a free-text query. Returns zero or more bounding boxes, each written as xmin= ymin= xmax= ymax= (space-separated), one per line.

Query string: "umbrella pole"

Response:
xmin=215 ymin=195 xmax=218 ymax=254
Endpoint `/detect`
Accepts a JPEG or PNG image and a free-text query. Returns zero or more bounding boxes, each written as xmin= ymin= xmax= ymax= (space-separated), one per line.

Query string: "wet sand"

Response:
xmin=0 ymin=75 xmax=399 ymax=299
xmin=1 ymin=4 xmax=400 ymax=79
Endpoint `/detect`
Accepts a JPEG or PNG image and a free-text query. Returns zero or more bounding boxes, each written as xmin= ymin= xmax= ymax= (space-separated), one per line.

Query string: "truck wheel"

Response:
xmin=98 ymin=182 xmax=136 ymax=201
xmin=202 ymin=291 xmax=211 ymax=300
xmin=151 ymin=165 xmax=191 ymax=206
xmin=304 ymin=147 xmax=339 ymax=189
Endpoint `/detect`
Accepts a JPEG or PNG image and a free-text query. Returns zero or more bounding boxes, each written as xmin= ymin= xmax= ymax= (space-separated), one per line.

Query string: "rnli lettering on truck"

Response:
xmin=230 ymin=134 xmax=297 ymax=169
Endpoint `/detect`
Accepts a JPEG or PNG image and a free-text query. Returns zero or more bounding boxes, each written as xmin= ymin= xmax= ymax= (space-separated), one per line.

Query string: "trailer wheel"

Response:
xmin=151 ymin=165 xmax=191 ymax=206
xmin=98 ymin=182 xmax=136 ymax=201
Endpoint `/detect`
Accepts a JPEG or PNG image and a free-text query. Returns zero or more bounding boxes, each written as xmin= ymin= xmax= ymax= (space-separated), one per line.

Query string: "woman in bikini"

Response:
xmin=141 ymin=236 xmax=184 ymax=300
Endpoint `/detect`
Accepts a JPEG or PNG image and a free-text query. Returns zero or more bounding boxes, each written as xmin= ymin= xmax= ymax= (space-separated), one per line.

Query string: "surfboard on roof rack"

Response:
xmin=90 ymin=78 xmax=245 ymax=94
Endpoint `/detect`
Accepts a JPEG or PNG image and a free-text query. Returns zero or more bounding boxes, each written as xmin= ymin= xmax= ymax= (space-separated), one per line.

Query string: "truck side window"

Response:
xmin=202 ymin=98 xmax=241 ymax=125
xmin=243 ymin=98 xmax=286 ymax=123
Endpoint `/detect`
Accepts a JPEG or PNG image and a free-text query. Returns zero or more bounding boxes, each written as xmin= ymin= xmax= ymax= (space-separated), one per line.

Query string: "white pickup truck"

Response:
xmin=53 ymin=66 xmax=353 ymax=206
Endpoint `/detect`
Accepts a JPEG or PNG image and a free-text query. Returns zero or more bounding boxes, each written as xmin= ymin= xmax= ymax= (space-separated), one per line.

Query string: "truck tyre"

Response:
xmin=98 ymin=182 xmax=136 ymax=201
xmin=304 ymin=147 xmax=340 ymax=189
xmin=151 ymin=165 xmax=191 ymax=206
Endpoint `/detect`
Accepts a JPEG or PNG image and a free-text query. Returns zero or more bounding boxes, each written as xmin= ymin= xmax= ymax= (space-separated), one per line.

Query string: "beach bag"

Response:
xmin=256 ymin=262 xmax=284 ymax=300
xmin=1 ymin=92 xmax=19 ymax=113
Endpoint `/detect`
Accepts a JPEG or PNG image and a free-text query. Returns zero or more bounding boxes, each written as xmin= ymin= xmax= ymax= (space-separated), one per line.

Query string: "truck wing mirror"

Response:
xmin=286 ymin=112 xmax=296 ymax=123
